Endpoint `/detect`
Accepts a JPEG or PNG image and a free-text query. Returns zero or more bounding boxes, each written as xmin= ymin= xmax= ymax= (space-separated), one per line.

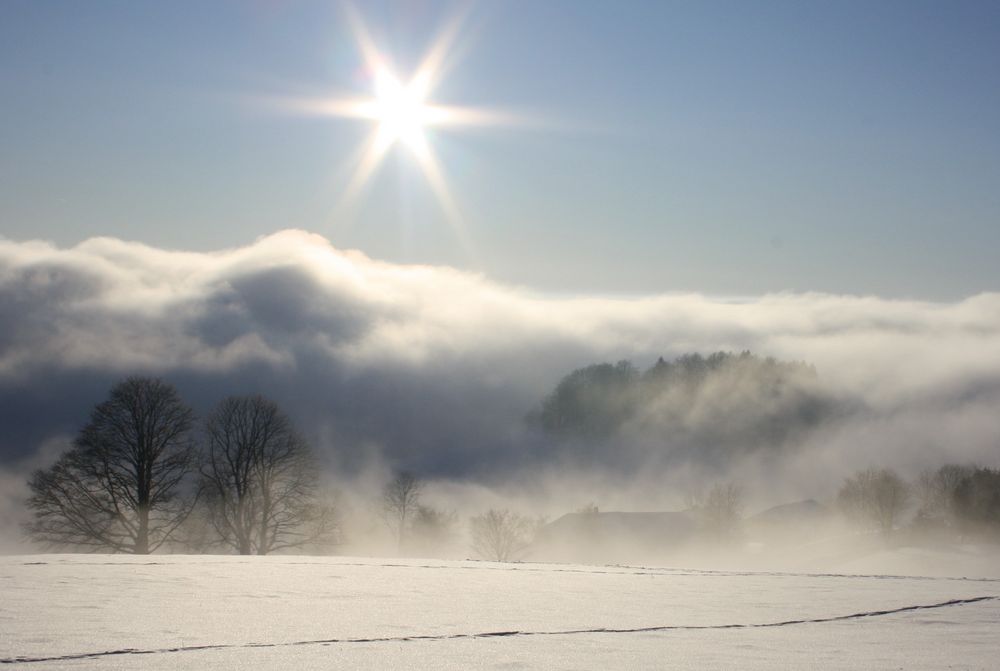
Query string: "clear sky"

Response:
xmin=2 ymin=0 xmax=999 ymax=298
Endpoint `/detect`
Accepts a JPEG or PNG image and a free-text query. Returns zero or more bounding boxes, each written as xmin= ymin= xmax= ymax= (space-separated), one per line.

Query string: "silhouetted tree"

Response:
xmin=953 ymin=467 xmax=1000 ymax=537
xmin=838 ymin=468 xmax=910 ymax=537
xmin=701 ymin=482 xmax=745 ymax=540
xmin=531 ymin=352 xmax=834 ymax=461
xmin=25 ymin=377 xmax=196 ymax=554
xmin=916 ymin=464 xmax=974 ymax=528
xmin=534 ymin=360 xmax=639 ymax=439
xmin=381 ymin=472 xmax=423 ymax=551
xmin=470 ymin=509 xmax=538 ymax=562
xmin=200 ymin=395 xmax=337 ymax=555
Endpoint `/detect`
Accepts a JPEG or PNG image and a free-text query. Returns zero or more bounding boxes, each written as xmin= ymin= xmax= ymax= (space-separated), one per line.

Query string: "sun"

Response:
xmin=337 ymin=57 xmax=461 ymax=223
xmin=361 ymin=66 xmax=440 ymax=154
xmin=277 ymin=5 xmax=513 ymax=248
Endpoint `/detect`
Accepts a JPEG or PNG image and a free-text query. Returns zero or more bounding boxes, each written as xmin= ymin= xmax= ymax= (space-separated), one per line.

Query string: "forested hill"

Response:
xmin=529 ymin=352 xmax=846 ymax=465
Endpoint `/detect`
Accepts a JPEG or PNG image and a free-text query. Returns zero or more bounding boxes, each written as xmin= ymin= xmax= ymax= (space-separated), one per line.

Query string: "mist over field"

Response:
xmin=2 ymin=230 xmax=999 ymax=555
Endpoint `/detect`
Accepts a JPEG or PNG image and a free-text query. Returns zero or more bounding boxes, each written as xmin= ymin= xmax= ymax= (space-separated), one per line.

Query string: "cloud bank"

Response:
xmin=2 ymin=229 xmax=1000 ymax=546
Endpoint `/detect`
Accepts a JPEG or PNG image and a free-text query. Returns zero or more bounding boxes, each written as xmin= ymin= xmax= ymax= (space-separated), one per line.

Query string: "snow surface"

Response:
xmin=1 ymin=554 xmax=998 ymax=669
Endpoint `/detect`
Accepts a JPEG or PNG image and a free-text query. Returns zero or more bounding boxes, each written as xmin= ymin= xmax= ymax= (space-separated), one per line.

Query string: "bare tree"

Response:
xmin=838 ymin=468 xmax=910 ymax=537
xmin=200 ymin=395 xmax=337 ymax=555
xmin=25 ymin=377 xmax=196 ymax=554
xmin=953 ymin=467 xmax=1000 ymax=538
xmin=917 ymin=464 xmax=974 ymax=527
xmin=470 ymin=509 xmax=538 ymax=562
xmin=381 ymin=472 xmax=423 ymax=551
xmin=701 ymin=482 xmax=745 ymax=540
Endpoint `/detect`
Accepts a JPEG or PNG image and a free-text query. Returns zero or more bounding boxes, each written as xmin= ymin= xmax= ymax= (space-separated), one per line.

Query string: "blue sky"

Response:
xmin=2 ymin=0 xmax=999 ymax=298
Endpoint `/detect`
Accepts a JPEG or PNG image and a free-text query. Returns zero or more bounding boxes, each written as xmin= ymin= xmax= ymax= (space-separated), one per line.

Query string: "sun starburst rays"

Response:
xmin=278 ymin=6 xmax=503 ymax=252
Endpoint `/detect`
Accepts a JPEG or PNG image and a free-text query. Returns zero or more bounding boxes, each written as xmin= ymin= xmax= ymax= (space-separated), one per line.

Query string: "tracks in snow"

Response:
xmin=2 ymin=596 xmax=995 ymax=665
xmin=19 ymin=559 xmax=1000 ymax=584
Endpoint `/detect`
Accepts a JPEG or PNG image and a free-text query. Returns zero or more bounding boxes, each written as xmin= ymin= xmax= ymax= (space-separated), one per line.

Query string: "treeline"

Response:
xmin=22 ymin=376 xmax=541 ymax=561
xmin=377 ymin=471 xmax=543 ymax=562
xmin=839 ymin=465 xmax=1000 ymax=541
xmin=23 ymin=373 xmax=999 ymax=561
xmin=690 ymin=466 xmax=1000 ymax=547
xmin=530 ymin=352 xmax=841 ymax=459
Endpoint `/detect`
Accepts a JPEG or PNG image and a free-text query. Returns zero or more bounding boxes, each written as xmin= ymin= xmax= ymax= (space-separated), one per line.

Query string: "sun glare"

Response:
xmin=364 ymin=67 xmax=436 ymax=153
xmin=277 ymin=5 xmax=515 ymax=253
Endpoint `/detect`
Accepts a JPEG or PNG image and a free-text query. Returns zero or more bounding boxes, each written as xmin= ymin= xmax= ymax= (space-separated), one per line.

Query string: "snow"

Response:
xmin=1 ymin=554 xmax=998 ymax=669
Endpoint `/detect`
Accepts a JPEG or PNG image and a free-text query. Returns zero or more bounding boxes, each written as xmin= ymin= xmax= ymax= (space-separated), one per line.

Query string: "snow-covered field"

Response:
xmin=1 ymin=554 xmax=998 ymax=669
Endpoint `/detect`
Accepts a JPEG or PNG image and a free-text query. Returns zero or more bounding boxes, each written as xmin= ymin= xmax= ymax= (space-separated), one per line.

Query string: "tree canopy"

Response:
xmin=530 ymin=352 xmax=837 ymax=464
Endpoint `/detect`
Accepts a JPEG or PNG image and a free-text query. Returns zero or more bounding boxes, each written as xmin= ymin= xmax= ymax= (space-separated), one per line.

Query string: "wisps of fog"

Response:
xmin=2 ymin=230 xmax=999 ymax=557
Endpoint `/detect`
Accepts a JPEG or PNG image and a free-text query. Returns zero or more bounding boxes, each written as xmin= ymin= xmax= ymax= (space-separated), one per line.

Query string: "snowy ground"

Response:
xmin=1 ymin=555 xmax=998 ymax=669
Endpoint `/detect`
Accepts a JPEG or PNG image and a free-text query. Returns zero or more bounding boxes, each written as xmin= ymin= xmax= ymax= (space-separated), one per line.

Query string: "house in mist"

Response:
xmin=532 ymin=500 xmax=839 ymax=565
xmin=532 ymin=509 xmax=701 ymax=563
xmin=743 ymin=499 xmax=841 ymax=545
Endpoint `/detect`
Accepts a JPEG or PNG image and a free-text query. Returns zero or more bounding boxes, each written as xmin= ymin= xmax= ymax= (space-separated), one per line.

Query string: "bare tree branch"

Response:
xmin=381 ymin=472 xmax=422 ymax=552
xmin=199 ymin=395 xmax=338 ymax=555
xmin=470 ymin=509 xmax=538 ymax=562
xmin=838 ymin=468 xmax=910 ymax=537
xmin=24 ymin=377 xmax=196 ymax=554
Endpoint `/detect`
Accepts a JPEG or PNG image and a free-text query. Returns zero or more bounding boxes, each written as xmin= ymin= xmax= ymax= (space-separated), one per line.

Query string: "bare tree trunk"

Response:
xmin=238 ymin=535 xmax=252 ymax=555
xmin=258 ymin=490 xmax=272 ymax=555
xmin=135 ymin=506 xmax=150 ymax=555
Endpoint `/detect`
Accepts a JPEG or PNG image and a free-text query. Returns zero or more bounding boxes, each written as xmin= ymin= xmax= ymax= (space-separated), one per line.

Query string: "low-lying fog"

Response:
xmin=1 ymin=231 xmax=998 ymax=575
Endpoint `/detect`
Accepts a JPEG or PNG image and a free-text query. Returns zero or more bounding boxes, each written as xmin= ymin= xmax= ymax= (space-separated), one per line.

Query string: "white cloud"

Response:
xmin=4 ymin=230 xmax=1000 ymax=395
